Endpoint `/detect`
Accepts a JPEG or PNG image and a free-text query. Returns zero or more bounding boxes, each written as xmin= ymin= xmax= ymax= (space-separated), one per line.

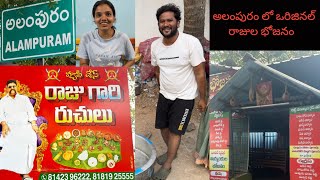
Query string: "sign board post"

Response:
xmin=290 ymin=104 xmax=320 ymax=180
xmin=209 ymin=111 xmax=230 ymax=180
xmin=1 ymin=0 xmax=75 ymax=62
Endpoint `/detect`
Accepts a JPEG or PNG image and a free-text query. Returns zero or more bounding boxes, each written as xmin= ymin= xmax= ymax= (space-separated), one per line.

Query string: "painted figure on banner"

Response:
xmin=0 ymin=80 xmax=38 ymax=180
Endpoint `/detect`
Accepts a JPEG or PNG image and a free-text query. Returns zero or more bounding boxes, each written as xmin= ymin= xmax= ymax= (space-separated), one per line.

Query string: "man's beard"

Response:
xmin=159 ymin=25 xmax=178 ymax=38
xmin=9 ymin=89 xmax=16 ymax=96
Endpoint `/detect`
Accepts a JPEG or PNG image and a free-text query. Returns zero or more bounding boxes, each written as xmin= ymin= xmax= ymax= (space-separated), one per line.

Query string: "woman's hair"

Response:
xmin=156 ymin=3 xmax=181 ymax=22
xmin=92 ymin=0 xmax=116 ymax=18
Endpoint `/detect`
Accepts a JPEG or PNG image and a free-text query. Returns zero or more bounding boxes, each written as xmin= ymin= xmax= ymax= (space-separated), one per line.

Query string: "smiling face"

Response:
xmin=94 ymin=4 xmax=115 ymax=33
xmin=158 ymin=11 xmax=180 ymax=39
xmin=6 ymin=82 xmax=17 ymax=97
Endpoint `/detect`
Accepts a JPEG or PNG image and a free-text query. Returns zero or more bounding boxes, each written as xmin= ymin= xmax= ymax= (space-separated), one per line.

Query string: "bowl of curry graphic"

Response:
xmin=50 ymin=129 xmax=121 ymax=169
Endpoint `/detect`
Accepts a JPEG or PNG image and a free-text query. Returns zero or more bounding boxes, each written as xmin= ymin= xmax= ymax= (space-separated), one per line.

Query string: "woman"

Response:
xmin=77 ymin=0 xmax=135 ymax=68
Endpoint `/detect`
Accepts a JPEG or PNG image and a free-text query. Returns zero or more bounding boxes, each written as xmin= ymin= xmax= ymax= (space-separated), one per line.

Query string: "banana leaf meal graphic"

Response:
xmin=50 ymin=129 xmax=121 ymax=170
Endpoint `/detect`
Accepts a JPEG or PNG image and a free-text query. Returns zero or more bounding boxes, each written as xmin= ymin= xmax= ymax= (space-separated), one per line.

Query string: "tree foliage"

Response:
xmin=0 ymin=0 xmax=50 ymax=10
xmin=210 ymin=51 xmax=320 ymax=66
xmin=12 ymin=55 xmax=76 ymax=65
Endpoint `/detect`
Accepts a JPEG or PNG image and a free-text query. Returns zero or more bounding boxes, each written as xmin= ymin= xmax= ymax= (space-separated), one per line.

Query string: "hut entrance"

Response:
xmin=231 ymin=107 xmax=290 ymax=180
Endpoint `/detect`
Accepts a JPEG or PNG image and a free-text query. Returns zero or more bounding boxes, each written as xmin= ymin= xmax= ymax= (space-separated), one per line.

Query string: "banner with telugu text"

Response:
xmin=0 ymin=66 xmax=134 ymax=180
xmin=209 ymin=70 xmax=236 ymax=101
xmin=290 ymin=104 xmax=320 ymax=180
xmin=209 ymin=111 xmax=230 ymax=180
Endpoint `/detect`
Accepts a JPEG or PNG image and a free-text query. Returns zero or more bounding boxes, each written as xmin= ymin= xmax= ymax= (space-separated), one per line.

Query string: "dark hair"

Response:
xmin=6 ymin=79 xmax=17 ymax=86
xmin=156 ymin=3 xmax=181 ymax=22
xmin=92 ymin=0 xmax=116 ymax=18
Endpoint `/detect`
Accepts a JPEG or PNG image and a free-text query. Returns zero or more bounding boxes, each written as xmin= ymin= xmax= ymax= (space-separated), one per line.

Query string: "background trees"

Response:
xmin=210 ymin=51 xmax=320 ymax=66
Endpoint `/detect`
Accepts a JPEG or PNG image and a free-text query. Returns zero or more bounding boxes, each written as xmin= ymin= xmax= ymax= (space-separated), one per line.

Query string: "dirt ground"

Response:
xmin=135 ymin=83 xmax=209 ymax=180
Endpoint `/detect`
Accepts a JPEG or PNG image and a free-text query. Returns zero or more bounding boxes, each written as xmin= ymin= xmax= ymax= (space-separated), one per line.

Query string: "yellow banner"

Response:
xmin=290 ymin=146 xmax=320 ymax=159
xmin=209 ymin=149 xmax=229 ymax=171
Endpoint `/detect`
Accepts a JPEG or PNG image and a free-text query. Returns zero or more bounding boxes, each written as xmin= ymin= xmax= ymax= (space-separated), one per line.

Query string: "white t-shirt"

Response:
xmin=77 ymin=29 xmax=135 ymax=67
xmin=151 ymin=32 xmax=205 ymax=100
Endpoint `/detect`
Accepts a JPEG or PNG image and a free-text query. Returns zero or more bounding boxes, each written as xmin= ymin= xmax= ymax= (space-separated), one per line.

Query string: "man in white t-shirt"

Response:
xmin=151 ymin=3 xmax=207 ymax=179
